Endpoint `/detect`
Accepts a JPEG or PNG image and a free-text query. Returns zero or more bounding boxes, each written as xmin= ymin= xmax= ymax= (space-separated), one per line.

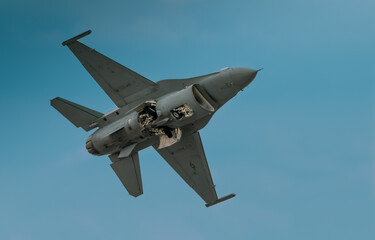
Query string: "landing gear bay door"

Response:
xmin=153 ymin=132 xmax=220 ymax=205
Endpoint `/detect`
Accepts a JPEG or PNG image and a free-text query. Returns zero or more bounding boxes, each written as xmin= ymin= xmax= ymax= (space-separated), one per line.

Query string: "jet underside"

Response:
xmin=51 ymin=30 xmax=258 ymax=207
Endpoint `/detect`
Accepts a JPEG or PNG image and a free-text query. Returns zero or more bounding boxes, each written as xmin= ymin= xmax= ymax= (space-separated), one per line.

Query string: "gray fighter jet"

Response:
xmin=51 ymin=30 xmax=259 ymax=207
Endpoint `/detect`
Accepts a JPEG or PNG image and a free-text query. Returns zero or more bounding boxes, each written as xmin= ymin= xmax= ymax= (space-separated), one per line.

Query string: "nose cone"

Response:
xmin=231 ymin=67 xmax=258 ymax=90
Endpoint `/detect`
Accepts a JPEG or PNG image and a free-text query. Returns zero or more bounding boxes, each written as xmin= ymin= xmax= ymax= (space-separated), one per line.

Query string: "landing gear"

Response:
xmin=138 ymin=101 xmax=157 ymax=128
xmin=144 ymin=105 xmax=158 ymax=119
xmin=171 ymin=104 xmax=193 ymax=120
xmin=161 ymin=126 xmax=174 ymax=138
xmin=172 ymin=111 xmax=183 ymax=119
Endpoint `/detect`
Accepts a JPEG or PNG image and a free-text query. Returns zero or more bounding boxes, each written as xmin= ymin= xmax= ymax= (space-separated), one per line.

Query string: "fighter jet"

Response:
xmin=51 ymin=30 xmax=259 ymax=207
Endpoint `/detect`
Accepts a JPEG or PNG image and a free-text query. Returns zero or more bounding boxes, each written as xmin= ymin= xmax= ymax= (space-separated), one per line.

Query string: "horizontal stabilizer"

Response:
xmin=51 ymin=97 xmax=103 ymax=131
xmin=109 ymin=152 xmax=143 ymax=197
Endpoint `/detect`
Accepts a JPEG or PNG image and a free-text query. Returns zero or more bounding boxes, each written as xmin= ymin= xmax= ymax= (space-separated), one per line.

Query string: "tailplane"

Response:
xmin=51 ymin=97 xmax=103 ymax=131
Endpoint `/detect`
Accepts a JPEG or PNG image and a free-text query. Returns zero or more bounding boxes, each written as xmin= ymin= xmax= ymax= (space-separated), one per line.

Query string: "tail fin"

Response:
xmin=51 ymin=97 xmax=103 ymax=131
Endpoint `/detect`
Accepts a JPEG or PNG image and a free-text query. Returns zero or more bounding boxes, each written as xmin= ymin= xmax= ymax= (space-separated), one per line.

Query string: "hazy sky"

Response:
xmin=0 ymin=0 xmax=374 ymax=239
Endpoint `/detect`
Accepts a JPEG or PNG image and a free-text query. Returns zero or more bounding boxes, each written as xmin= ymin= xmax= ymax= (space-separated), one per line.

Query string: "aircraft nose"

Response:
xmin=243 ymin=67 xmax=258 ymax=79
xmin=233 ymin=67 xmax=259 ymax=89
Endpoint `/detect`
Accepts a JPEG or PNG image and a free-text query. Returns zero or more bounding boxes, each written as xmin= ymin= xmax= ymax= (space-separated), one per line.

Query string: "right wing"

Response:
xmin=62 ymin=31 xmax=157 ymax=107
xmin=154 ymin=132 xmax=235 ymax=206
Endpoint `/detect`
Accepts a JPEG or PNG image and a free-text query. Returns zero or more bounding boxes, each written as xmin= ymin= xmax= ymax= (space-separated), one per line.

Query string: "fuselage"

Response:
xmin=53 ymin=29 xmax=261 ymax=206
xmin=86 ymin=67 xmax=258 ymax=156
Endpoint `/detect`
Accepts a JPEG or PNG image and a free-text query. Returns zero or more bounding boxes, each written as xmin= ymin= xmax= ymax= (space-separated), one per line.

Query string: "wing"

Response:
xmin=109 ymin=152 xmax=143 ymax=197
xmin=154 ymin=132 xmax=235 ymax=206
xmin=63 ymin=31 xmax=157 ymax=107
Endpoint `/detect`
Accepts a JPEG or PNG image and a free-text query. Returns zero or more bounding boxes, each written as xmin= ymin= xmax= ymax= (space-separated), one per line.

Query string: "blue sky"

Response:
xmin=0 ymin=0 xmax=374 ymax=239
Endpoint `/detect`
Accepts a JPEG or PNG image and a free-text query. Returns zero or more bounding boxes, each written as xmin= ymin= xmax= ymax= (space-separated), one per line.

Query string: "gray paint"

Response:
xmin=50 ymin=97 xmax=103 ymax=131
xmin=51 ymin=31 xmax=259 ymax=207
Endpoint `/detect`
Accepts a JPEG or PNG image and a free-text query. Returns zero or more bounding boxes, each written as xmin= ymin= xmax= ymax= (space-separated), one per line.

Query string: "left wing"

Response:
xmin=153 ymin=132 xmax=235 ymax=207
xmin=62 ymin=30 xmax=157 ymax=107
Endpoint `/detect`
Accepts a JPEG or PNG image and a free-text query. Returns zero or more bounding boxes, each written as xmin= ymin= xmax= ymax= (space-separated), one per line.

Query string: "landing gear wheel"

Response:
xmin=162 ymin=127 xmax=174 ymax=138
xmin=172 ymin=111 xmax=182 ymax=119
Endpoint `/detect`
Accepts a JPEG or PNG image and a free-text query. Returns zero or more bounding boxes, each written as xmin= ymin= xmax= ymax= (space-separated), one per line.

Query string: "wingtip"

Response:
xmin=62 ymin=30 xmax=92 ymax=46
xmin=205 ymin=193 xmax=236 ymax=207
xmin=50 ymin=97 xmax=59 ymax=105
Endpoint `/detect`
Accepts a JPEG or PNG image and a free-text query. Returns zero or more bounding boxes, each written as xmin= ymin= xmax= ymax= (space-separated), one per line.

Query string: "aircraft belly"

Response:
xmin=54 ymin=30 xmax=259 ymax=207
